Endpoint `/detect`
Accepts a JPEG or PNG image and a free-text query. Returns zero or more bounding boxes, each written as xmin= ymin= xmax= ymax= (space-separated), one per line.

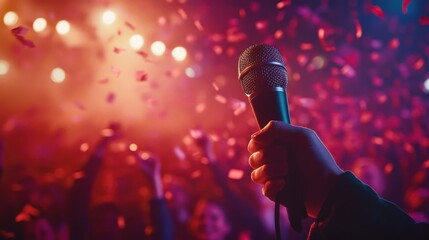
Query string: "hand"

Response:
xmin=133 ymin=151 xmax=164 ymax=199
xmin=192 ymin=131 xmax=216 ymax=163
xmin=94 ymin=123 xmax=123 ymax=158
xmin=248 ymin=121 xmax=343 ymax=218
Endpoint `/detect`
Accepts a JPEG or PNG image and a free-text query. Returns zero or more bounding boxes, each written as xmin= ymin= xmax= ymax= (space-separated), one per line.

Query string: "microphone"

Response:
xmin=238 ymin=44 xmax=307 ymax=232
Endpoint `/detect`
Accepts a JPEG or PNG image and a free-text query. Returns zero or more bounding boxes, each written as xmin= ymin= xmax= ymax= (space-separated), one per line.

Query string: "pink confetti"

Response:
xmin=194 ymin=20 xmax=204 ymax=31
xmin=276 ymin=0 xmax=292 ymax=9
xmin=229 ymin=98 xmax=246 ymax=116
xmin=255 ymin=21 xmax=268 ymax=31
xmin=420 ymin=16 xmax=429 ymax=25
xmin=369 ymin=6 xmax=385 ymax=18
xmin=111 ymin=66 xmax=121 ymax=78
xmin=125 ymin=21 xmax=136 ymax=31
xmin=402 ymin=0 xmax=413 ymax=14
xmin=355 ymin=20 xmax=362 ymax=39
xmin=173 ymin=146 xmax=186 ymax=161
xmin=212 ymin=82 xmax=220 ymax=91
xmin=135 ymin=70 xmax=148 ymax=81
xmin=215 ymin=94 xmax=227 ymax=104
xmin=74 ymin=101 xmax=86 ymax=110
xmin=11 ymin=26 xmax=35 ymax=48
xmin=228 ymin=169 xmax=244 ymax=180
xmin=136 ymin=50 xmax=149 ymax=59
xmin=113 ymin=47 xmax=125 ymax=54
xmin=178 ymin=8 xmax=188 ymax=20
xmin=106 ymin=92 xmax=116 ymax=104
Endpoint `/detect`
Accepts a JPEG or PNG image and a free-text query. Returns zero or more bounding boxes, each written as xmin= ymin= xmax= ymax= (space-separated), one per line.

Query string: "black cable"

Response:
xmin=275 ymin=199 xmax=281 ymax=240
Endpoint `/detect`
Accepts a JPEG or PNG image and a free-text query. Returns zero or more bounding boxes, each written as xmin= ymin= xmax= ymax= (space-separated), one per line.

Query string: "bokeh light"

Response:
xmin=424 ymin=78 xmax=429 ymax=93
xmin=33 ymin=18 xmax=47 ymax=32
xmin=171 ymin=46 xmax=187 ymax=61
xmin=151 ymin=41 xmax=166 ymax=56
xmin=102 ymin=10 xmax=116 ymax=25
xmin=3 ymin=11 xmax=18 ymax=26
xmin=129 ymin=34 xmax=144 ymax=49
xmin=50 ymin=67 xmax=66 ymax=83
xmin=185 ymin=67 xmax=196 ymax=78
xmin=0 ymin=60 xmax=10 ymax=75
xmin=56 ymin=20 xmax=70 ymax=35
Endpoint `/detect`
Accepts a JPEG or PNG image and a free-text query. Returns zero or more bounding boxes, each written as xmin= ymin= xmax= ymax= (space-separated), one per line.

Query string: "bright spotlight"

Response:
xmin=0 ymin=60 xmax=10 ymax=75
xmin=56 ymin=20 xmax=70 ymax=35
xmin=51 ymin=67 xmax=66 ymax=83
xmin=172 ymin=46 xmax=187 ymax=62
xmin=33 ymin=18 xmax=47 ymax=32
xmin=129 ymin=34 xmax=144 ymax=49
xmin=424 ymin=78 xmax=429 ymax=93
xmin=102 ymin=10 xmax=116 ymax=25
xmin=3 ymin=11 xmax=18 ymax=26
xmin=151 ymin=41 xmax=166 ymax=56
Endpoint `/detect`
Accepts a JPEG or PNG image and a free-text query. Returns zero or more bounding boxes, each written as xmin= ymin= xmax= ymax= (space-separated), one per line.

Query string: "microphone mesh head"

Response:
xmin=238 ymin=44 xmax=288 ymax=96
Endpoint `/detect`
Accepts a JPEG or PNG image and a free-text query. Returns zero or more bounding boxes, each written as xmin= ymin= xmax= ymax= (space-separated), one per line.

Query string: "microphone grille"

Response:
xmin=238 ymin=44 xmax=288 ymax=96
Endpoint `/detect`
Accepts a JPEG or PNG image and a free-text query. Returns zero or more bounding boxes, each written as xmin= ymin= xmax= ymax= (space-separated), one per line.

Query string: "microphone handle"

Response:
xmin=250 ymin=90 xmax=308 ymax=232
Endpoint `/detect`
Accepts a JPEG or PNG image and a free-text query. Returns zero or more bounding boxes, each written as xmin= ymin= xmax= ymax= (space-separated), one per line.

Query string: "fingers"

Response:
xmin=248 ymin=120 xmax=317 ymax=153
xmin=251 ymin=161 xmax=288 ymax=184
xmin=262 ymin=179 xmax=286 ymax=201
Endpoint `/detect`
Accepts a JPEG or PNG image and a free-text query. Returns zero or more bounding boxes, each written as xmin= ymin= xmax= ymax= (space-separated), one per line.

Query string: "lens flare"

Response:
xmin=151 ymin=41 xmax=166 ymax=56
xmin=33 ymin=18 xmax=47 ymax=32
xmin=172 ymin=46 xmax=187 ymax=61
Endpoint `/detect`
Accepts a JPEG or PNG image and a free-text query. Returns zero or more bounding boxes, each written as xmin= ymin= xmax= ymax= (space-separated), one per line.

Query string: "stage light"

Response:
xmin=51 ymin=67 xmax=66 ymax=83
xmin=3 ymin=11 xmax=18 ymax=26
xmin=424 ymin=78 xmax=429 ymax=93
xmin=102 ymin=10 xmax=116 ymax=25
xmin=172 ymin=46 xmax=187 ymax=61
xmin=185 ymin=67 xmax=195 ymax=78
xmin=0 ymin=60 xmax=10 ymax=75
xmin=56 ymin=20 xmax=70 ymax=35
xmin=129 ymin=34 xmax=144 ymax=49
xmin=129 ymin=143 xmax=138 ymax=152
xmin=33 ymin=18 xmax=47 ymax=32
xmin=151 ymin=41 xmax=166 ymax=56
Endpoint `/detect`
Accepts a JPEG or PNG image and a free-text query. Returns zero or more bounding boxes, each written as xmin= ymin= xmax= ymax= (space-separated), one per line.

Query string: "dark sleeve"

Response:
xmin=209 ymin=162 xmax=271 ymax=239
xmin=149 ymin=198 xmax=174 ymax=240
xmin=67 ymin=154 xmax=102 ymax=240
xmin=308 ymin=171 xmax=429 ymax=240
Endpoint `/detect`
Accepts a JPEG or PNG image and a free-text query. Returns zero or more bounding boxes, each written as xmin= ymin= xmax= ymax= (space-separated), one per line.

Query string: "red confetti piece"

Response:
xmin=212 ymin=82 xmax=219 ymax=91
xmin=11 ymin=26 xmax=35 ymax=48
xmin=402 ymin=0 xmax=413 ymax=14
xmin=369 ymin=6 xmax=385 ymax=18
xmin=135 ymin=70 xmax=148 ymax=81
xmin=106 ymin=92 xmax=116 ymax=104
xmin=419 ymin=16 xmax=429 ymax=25
xmin=98 ymin=78 xmax=109 ymax=84
xmin=125 ymin=21 xmax=136 ymax=31
xmin=317 ymin=28 xmax=336 ymax=51
xmin=255 ymin=21 xmax=268 ymax=31
xmin=113 ymin=47 xmax=125 ymax=54
xmin=173 ymin=146 xmax=186 ymax=161
xmin=136 ymin=50 xmax=149 ymax=59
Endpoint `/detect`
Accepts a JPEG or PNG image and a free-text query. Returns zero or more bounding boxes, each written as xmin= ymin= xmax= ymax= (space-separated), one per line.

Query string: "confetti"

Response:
xmin=369 ymin=5 xmax=385 ymax=18
xmin=74 ymin=101 xmax=86 ymax=110
xmin=106 ymin=92 xmax=116 ymax=104
xmin=136 ymin=50 xmax=149 ymax=59
xmin=228 ymin=169 xmax=244 ymax=180
xmin=125 ymin=21 xmax=136 ymax=31
xmin=354 ymin=20 xmax=362 ymax=39
xmin=178 ymin=8 xmax=188 ymax=20
xmin=111 ymin=66 xmax=121 ymax=78
xmin=419 ymin=16 xmax=429 ymax=25
xmin=215 ymin=94 xmax=227 ymax=104
xmin=276 ymin=0 xmax=292 ymax=9
xmin=135 ymin=70 xmax=148 ymax=81
xmin=113 ymin=47 xmax=125 ymax=54
xmin=11 ymin=26 xmax=35 ymax=48
xmin=402 ymin=0 xmax=413 ymax=14
xmin=194 ymin=20 xmax=204 ymax=31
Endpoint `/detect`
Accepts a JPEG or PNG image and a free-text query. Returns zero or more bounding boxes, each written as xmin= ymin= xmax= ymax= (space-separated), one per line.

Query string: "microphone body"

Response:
xmin=238 ymin=44 xmax=307 ymax=232
xmin=249 ymin=88 xmax=291 ymax=127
